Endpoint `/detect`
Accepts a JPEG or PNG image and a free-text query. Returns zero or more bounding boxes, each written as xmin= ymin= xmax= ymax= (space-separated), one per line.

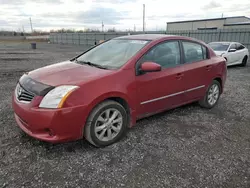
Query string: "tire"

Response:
xmin=241 ymin=56 xmax=248 ymax=67
xmin=199 ymin=80 xmax=221 ymax=109
xmin=84 ymin=100 xmax=128 ymax=147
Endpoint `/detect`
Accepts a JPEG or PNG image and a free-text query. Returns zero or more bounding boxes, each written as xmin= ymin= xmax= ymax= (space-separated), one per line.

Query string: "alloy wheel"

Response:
xmin=94 ymin=108 xmax=123 ymax=142
xmin=207 ymin=84 xmax=220 ymax=106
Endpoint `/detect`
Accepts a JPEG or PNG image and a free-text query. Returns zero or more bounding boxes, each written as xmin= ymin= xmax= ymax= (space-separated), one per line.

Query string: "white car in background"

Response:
xmin=208 ymin=42 xmax=249 ymax=66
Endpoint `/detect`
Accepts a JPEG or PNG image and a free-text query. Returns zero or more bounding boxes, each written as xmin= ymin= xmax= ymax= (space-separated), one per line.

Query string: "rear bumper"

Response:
xmin=12 ymin=94 xmax=88 ymax=143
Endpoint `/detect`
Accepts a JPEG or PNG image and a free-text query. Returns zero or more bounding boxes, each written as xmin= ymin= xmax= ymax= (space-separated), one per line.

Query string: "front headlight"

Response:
xmin=39 ymin=85 xmax=79 ymax=109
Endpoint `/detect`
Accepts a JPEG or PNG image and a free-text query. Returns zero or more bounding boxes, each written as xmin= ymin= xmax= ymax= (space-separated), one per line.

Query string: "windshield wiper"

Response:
xmin=75 ymin=59 xmax=108 ymax=69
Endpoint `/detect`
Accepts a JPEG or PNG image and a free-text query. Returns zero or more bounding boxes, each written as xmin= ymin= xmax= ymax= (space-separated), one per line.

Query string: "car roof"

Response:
xmin=114 ymin=34 xmax=176 ymax=41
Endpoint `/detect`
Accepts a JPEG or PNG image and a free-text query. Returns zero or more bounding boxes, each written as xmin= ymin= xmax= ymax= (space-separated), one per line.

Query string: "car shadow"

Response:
xmin=227 ymin=62 xmax=249 ymax=69
xmin=19 ymin=131 xmax=95 ymax=154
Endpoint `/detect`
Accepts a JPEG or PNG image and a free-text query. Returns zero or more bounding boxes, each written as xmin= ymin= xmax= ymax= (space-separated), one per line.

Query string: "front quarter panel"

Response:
xmin=244 ymin=48 xmax=249 ymax=56
xmin=63 ymin=69 xmax=136 ymax=125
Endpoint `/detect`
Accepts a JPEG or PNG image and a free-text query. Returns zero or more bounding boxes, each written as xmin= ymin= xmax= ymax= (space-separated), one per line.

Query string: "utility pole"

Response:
xmin=29 ymin=17 xmax=33 ymax=33
xmin=22 ymin=25 xmax=25 ymax=36
xmin=134 ymin=24 xmax=136 ymax=32
xmin=143 ymin=4 xmax=145 ymax=32
xmin=102 ymin=21 xmax=104 ymax=32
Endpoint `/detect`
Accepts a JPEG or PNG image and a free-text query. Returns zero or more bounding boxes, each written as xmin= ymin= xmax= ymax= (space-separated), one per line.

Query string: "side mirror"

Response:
xmin=140 ymin=62 xmax=161 ymax=73
xmin=228 ymin=48 xmax=236 ymax=52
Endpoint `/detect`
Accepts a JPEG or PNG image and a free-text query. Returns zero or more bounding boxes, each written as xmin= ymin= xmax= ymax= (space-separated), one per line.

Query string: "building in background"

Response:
xmin=166 ymin=16 xmax=250 ymax=31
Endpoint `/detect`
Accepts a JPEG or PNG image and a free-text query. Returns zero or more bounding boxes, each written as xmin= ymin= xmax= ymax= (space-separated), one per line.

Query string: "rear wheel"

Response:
xmin=199 ymin=80 xmax=221 ymax=109
xmin=241 ymin=56 xmax=248 ymax=67
xmin=84 ymin=100 xmax=128 ymax=147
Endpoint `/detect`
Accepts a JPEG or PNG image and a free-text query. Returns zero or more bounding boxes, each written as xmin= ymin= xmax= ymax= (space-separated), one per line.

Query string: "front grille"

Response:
xmin=16 ymin=83 xmax=35 ymax=103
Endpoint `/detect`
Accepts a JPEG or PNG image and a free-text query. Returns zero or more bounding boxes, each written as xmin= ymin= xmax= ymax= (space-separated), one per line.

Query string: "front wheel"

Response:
xmin=241 ymin=56 xmax=248 ymax=67
xmin=199 ymin=80 xmax=221 ymax=109
xmin=84 ymin=100 xmax=128 ymax=147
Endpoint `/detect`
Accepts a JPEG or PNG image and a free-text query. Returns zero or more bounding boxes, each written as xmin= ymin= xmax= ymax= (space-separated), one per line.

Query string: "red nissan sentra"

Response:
xmin=12 ymin=34 xmax=227 ymax=147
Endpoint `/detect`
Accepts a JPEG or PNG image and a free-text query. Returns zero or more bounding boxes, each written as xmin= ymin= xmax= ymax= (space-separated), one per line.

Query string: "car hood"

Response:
xmin=28 ymin=60 xmax=114 ymax=86
xmin=214 ymin=51 xmax=227 ymax=56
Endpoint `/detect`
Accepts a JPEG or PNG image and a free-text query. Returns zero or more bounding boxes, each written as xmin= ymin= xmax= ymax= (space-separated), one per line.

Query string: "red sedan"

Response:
xmin=12 ymin=34 xmax=227 ymax=147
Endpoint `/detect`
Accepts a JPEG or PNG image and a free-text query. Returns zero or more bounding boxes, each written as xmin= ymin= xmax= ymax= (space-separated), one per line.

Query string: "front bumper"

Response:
xmin=12 ymin=94 xmax=88 ymax=143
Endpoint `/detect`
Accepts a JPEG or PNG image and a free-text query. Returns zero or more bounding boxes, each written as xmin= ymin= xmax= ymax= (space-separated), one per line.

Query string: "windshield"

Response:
xmin=208 ymin=43 xmax=230 ymax=51
xmin=76 ymin=39 xmax=149 ymax=69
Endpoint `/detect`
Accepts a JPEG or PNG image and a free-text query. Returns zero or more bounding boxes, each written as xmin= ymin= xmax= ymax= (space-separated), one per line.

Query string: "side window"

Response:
xmin=182 ymin=42 xmax=206 ymax=63
xmin=236 ymin=44 xmax=245 ymax=50
xmin=139 ymin=41 xmax=181 ymax=68
xmin=229 ymin=43 xmax=237 ymax=50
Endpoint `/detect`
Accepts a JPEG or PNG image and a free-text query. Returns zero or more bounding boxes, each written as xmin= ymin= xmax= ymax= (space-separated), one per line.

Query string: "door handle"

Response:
xmin=206 ymin=65 xmax=212 ymax=71
xmin=176 ymin=73 xmax=184 ymax=80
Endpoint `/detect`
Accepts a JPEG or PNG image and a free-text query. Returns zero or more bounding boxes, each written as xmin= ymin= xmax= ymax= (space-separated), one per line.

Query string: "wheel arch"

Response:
xmin=85 ymin=92 xmax=135 ymax=128
xmin=213 ymin=77 xmax=222 ymax=93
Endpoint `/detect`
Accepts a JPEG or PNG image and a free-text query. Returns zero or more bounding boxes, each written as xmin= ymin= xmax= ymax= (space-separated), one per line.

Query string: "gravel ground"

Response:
xmin=0 ymin=42 xmax=249 ymax=188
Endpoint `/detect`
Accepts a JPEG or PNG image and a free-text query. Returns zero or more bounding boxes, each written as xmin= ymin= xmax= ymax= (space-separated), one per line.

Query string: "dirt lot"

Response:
xmin=0 ymin=42 xmax=249 ymax=188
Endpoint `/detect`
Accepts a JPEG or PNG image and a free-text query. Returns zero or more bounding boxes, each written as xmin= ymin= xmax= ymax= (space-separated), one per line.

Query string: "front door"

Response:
xmin=227 ymin=43 xmax=238 ymax=64
xmin=135 ymin=40 xmax=185 ymax=118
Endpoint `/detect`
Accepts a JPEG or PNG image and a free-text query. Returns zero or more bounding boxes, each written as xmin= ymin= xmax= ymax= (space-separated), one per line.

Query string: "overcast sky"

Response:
xmin=0 ymin=0 xmax=250 ymax=32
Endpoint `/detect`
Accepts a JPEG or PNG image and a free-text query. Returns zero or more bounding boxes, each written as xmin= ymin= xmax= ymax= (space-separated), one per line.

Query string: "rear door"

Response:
xmin=135 ymin=40 xmax=186 ymax=118
xmin=180 ymin=40 xmax=214 ymax=102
